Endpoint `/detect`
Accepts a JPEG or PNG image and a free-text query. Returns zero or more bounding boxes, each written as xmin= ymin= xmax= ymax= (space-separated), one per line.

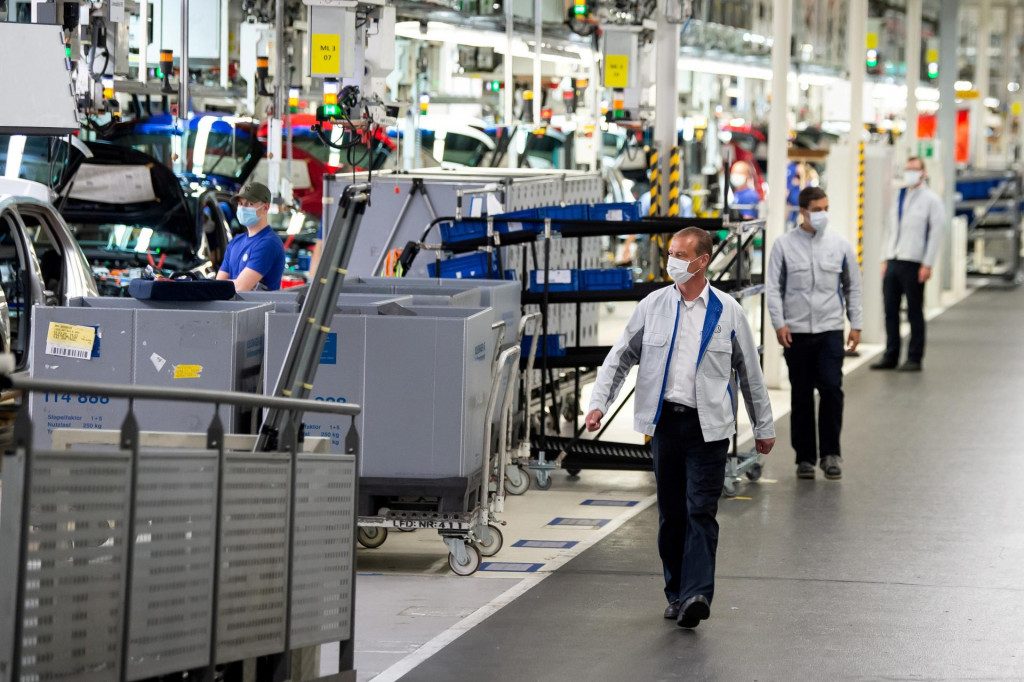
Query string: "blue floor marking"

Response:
xmin=512 ymin=540 xmax=579 ymax=549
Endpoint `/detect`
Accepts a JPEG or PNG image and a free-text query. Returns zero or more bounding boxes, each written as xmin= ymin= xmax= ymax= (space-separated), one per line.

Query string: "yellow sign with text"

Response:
xmin=604 ymin=54 xmax=629 ymax=89
xmin=312 ymin=34 xmax=342 ymax=75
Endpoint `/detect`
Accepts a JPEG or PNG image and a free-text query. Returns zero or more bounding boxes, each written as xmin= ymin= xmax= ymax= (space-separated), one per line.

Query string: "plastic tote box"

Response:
xmin=264 ymin=306 xmax=496 ymax=481
xmin=29 ymin=297 xmax=272 ymax=448
xmin=344 ymin=276 xmax=522 ymax=332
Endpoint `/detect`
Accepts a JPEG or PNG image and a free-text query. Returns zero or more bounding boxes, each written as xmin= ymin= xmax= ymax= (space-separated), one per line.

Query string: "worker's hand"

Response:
xmin=918 ymin=265 xmax=932 ymax=284
xmin=880 ymin=261 xmax=887 ymax=279
xmin=585 ymin=409 xmax=604 ymax=432
xmin=846 ymin=329 xmax=861 ymax=352
xmin=776 ymin=326 xmax=793 ymax=349
xmin=755 ymin=438 xmax=775 ymax=455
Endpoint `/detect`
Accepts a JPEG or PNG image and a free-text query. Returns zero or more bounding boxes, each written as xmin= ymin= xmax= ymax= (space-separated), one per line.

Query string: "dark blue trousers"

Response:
xmin=650 ymin=403 xmax=730 ymax=605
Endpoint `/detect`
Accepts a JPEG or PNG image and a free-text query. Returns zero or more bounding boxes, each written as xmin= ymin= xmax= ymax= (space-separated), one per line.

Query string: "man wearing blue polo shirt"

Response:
xmin=218 ymin=182 xmax=285 ymax=291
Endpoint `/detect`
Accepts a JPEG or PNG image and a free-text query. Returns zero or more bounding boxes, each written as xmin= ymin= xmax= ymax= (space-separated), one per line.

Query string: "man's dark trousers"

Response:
xmin=650 ymin=403 xmax=729 ymax=605
xmin=883 ymin=259 xmax=926 ymax=363
xmin=783 ymin=331 xmax=844 ymax=465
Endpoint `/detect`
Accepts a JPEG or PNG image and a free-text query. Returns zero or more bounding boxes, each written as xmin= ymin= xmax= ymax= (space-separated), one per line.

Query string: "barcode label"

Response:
xmin=45 ymin=344 xmax=91 ymax=360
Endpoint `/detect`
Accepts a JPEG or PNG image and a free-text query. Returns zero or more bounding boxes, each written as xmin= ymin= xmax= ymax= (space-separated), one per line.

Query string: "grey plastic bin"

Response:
xmin=30 ymin=297 xmax=271 ymax=447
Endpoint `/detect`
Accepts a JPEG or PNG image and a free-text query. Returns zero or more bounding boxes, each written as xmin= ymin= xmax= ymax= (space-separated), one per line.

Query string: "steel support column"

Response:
xmin=763 ymin=0 xmax=792 ymax=389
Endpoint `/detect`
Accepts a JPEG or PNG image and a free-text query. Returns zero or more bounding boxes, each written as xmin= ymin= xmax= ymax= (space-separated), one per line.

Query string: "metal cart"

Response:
xmin=0 ymin=373 xmax=362 ymax=682
xmin=354 ymin=343 xmax=521 ymax=576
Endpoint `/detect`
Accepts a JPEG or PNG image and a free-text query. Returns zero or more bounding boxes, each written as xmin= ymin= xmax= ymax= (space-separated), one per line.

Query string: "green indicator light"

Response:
xmin=323 ymin=104 xmax=340 ymax=117
xmin=718 ymin=230 xmax=729 ymax=241
xmin=156 ymin=67 xmax=163 ymax=78
xmin=866 ymin=49 xmax=878 ymax=68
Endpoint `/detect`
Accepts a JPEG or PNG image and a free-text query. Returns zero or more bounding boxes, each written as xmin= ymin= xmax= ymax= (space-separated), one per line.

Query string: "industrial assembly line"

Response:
xmin=2 ymin=0 xmax=1024 ymax=680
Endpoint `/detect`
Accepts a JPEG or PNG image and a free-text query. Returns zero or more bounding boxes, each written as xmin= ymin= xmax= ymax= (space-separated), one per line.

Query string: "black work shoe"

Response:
xmin=664 ymin=600 xmax=681 ymax=620
xmin=797 ymin=462 xmax=815 ymax=479
xmin=677 ymin=595 xmax=710 ymax=629
xmin=821 ymin=455 xmax=843 ymax=480
xmin=898 ymin=361 xmax=922 ymax=372
xmin=870 ymin=358 xmax=898 ymax=370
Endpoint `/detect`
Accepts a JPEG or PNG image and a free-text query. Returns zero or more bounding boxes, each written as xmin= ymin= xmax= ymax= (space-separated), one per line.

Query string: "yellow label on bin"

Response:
xmin=173 ymin=364 xmax=203 ymax=379
xmin=45 ymin=322 xmax=96 ymax=360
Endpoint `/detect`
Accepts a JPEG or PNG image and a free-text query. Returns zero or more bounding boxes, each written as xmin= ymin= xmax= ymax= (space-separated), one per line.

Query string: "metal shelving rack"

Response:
xmin=957 ymin=170 xmax=1023 ymax=284
xmin=524 ymin=218 xmax=768 ymax=488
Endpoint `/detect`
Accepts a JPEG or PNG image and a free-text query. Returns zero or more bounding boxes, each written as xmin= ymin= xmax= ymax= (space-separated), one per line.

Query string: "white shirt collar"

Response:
xmin=676 ymin=280 xmax=710 ymax=308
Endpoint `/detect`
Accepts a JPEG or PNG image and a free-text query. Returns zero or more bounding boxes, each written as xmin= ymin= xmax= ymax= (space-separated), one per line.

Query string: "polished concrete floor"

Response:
xmin=397 ymin=286 xmax=1024 ymax=681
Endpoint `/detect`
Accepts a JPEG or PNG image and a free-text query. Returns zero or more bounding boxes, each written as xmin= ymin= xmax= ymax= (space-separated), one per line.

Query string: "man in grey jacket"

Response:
xmin=766 ymin=187 xmax=863 ymax=481
xmin=585 ymin=227 xmax=775 ymax=630
xmin=871 ymin=156 xmax=945 ymax=372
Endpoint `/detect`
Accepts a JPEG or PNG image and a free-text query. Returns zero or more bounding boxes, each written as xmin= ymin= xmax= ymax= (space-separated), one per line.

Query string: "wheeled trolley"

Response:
xmin=355 ymin=344 xmax=521 ymax=575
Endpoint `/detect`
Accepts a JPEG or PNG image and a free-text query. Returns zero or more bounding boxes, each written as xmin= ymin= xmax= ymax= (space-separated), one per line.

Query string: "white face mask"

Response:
xmin=667 ymin=256 xmax=703 ymax=285
xmin=807 ymin=211 xmax=829 ymax=232
xmin=730 ymin=173 xmax=748 ymax=189
xmin=904 ymin=170 xmax=923 ymax=187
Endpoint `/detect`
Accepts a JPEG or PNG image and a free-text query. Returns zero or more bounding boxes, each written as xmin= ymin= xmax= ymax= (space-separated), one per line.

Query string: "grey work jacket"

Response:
xmin=766 ymin=228 xmax=863 ymax=334
xmin=588 ymin=283 xmax=775 ymax=442
xmin=884 ymin=184 xmax=945 ymax=267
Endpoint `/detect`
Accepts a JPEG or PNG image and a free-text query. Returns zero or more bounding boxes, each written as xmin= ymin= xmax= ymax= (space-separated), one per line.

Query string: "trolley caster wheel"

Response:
xmin=535 ymin=471 xmax=553 ymax=491
xmin=565 ymin=467 xmax=581 ymax=478
xmin=745 ymin=464 xmax=763 ymax=482
xmin=357 ymin=527 xmax=388 ymax=549
xmin=505 ymin=466 xmax=531 ymax=495
xmin=448 ymin=543 xmax=482 ymax=576
xmin=721 ymin=479 xmax=738 ymax=498
xmin=475 ymin=524 xmax=504 ymax=557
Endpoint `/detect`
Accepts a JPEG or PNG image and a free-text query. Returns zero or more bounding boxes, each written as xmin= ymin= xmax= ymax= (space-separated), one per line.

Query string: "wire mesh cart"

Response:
xmin=0 ymin=375 xmax=362 ymax=682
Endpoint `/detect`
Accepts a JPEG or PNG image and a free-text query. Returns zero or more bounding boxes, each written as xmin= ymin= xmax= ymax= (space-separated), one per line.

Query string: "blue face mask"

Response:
xmin=237 ymin=205 xmax=260 ymax=227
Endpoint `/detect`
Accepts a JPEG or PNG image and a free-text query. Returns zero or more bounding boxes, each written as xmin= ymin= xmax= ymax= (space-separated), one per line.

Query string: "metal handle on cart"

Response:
xmin=518 ymin=312 xmax=542 ymax=446
xmin=491 ymin=320 xmax=507 ymax=368
xmin=481 ymin=345 xmax=521 ymax=519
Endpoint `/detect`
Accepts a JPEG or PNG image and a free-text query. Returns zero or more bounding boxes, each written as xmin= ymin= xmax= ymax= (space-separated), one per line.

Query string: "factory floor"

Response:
xmin=342 ymin=283 xmax=1019 ymax=682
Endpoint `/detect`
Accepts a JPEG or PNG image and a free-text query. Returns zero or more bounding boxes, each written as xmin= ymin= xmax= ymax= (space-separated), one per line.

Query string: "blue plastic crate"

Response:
xmin=588 ymin=202 xmax=641 ymax=222
xmin=956 ymin=178 xmax=1002 ymax=201
xmin=427 ymin=252 xmax=493 ymax=280
xmin=540 ymin=204 xmax=589 ymax=221
xmin=580 ymin=268 xmax=634 ymax=291
xmin=529 ymin=269 xmax=580 ymax=292
xmin=521 ymin=334 xmax=567 ymax=357
xmin=439 ymin=219 xmax=489 ymax=244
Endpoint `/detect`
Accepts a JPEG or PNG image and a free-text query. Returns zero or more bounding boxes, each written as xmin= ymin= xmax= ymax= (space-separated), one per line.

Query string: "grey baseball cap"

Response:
xmin=233 ymin=181 xmax=272 ymax=204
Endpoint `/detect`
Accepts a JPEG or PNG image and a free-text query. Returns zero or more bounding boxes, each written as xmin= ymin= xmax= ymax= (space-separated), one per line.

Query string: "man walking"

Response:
xmin=871 ymin=157 xmax=945 ymax=372
xmin=585 ymin=227 xmax=775 ymax=629
xmin=766 ymin=187 xmax=863 ymax=481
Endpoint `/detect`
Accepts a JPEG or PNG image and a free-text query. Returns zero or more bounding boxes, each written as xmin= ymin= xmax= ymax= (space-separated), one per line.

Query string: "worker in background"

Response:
xmin=728 ymin=161 xmax=760 ymax=220
xmin=585 ymin=227 xmax=775 ymax=630
xmin=218 ymin=182 xmax=286 ymax=291
xmin=871 ymin=156 xmax=945 ymax=372
xmin=766 ymin=187 xmax=863 ymax=481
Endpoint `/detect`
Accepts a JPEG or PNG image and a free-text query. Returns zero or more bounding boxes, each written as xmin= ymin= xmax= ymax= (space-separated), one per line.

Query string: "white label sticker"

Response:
xmin=150 ymin=353 xmax=166 ymax=372
xmin=606 ymin=209 xmax=624 ymax=221
xmin=536 ymin=269 xmax=573 ymax=285
xmin=507 ymin=222 xmax=523 ymax=232
xmin=45 ymin=322 xmax=95 ymax=360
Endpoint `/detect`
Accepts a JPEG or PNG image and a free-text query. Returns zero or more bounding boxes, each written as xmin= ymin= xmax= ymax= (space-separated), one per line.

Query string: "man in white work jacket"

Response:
xmin=766 ymin=187 xmax=863 ymax=481
xmin=585 ymin=227 xmax=776 ymax=630
xmin=871 ymin=156 xmax=945 ymax=372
